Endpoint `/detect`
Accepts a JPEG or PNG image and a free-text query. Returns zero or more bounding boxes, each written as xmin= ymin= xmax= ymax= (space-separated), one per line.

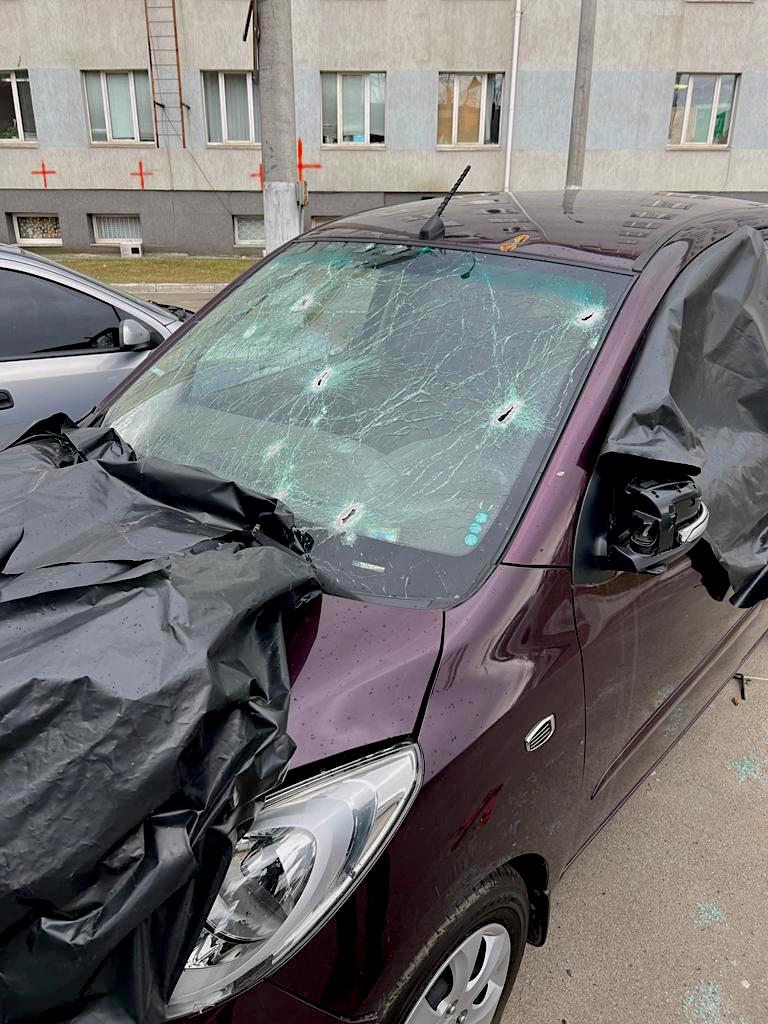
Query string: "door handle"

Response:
xmin=0 ymin=390 xmax=14 ymax=410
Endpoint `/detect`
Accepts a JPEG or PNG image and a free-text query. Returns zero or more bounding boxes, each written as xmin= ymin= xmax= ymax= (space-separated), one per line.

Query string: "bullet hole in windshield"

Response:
xmin=493 ymin=400 xmax=522 ymax=426
xmin=335 ymin=504 xmax=364 ymax=534
xmin=313 ymin=368 xmax=333 ymax=390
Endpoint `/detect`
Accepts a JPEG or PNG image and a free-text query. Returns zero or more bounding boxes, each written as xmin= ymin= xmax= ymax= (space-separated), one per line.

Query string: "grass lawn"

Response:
xmin=52 ymin=255 xmax=258 ymax=285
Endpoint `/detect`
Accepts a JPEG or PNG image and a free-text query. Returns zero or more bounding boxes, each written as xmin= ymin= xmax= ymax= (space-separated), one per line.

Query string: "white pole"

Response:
xmin=503 ymin=0 xmax=524 ymax=193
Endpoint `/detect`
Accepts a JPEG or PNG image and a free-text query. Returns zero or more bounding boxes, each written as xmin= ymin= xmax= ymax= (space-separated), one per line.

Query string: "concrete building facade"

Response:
xmin=1 ymin=0 xmax=767 ymax=254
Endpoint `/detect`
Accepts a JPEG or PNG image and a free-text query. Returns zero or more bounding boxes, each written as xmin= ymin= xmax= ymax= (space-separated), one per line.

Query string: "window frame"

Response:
xmin=0 ymin=70 xmax=36 ymax=144
xmin=233 ymin=214 xmax=266 ymax=247
xmin=321 ymin=71 xmax=386 ymax=148
xmin=84 ymin=70 xmax=154 ymax=145
xmin=667 ymin=72 xmax=739 ymax=149
xmin=203 ymin=71 xmax=260 ymax=146
xmin=437 ymin=72 xmax=504 ymax=148
xmin=12 ymin=213 xmax=62 ymax=247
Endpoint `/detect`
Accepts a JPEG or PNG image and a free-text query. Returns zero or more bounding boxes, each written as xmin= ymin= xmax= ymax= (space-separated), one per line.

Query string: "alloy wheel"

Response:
xmin=404 ymin=922 xmax=512 ymax=1024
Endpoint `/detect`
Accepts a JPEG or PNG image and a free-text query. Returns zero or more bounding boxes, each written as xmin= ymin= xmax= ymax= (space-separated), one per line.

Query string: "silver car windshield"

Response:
xmin=105 ymin=240 xmax=627 ymax=604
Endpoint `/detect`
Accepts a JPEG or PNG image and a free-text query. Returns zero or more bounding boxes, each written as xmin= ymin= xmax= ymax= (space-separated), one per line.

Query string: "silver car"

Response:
xmin=0 ymin=245 xmax=190 ymax=428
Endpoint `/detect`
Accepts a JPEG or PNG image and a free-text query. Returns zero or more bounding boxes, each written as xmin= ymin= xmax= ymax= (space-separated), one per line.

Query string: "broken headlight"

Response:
xmin=167 ymin=744 xmax=422 ymax=1018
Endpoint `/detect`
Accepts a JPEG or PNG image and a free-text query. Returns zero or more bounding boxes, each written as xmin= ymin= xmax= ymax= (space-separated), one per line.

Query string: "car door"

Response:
xmin=571 ymin=374 xmax=768 ymax=855
xmin=0 ymin=267 xmax=152 ymax=427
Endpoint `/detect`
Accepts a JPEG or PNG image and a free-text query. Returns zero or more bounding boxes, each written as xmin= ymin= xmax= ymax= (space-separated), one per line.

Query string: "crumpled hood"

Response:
xmin=287 ymin=593 xmax=443 ymax=768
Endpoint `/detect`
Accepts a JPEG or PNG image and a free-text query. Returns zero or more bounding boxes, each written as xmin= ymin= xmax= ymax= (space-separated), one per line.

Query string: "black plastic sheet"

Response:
xmin=0 ymin=415 xmax=318 ymax=1023
xmin=602 ymin=225 xmax=768 ymax=606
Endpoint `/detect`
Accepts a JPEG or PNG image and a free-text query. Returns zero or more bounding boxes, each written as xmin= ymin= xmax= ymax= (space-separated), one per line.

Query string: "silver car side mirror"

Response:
xmin=119 ymin=318 xmax=154 ymax=351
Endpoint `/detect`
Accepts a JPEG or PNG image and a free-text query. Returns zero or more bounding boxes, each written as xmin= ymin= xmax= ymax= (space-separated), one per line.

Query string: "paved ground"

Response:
xmin=504 ymin=640 xmax=768 ymax=1024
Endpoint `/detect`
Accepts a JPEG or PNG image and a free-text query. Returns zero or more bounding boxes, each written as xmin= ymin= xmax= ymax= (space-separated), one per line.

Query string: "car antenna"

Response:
xmin=419 ymin=165 xmax=471 ymax=240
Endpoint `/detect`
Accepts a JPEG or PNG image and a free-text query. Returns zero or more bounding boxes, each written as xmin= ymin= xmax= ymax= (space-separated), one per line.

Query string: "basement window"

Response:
xmin=92 ymin=214 xmax=142 ymax=243
xmin=234 ymin=215 xmax=265 ymax=247
xmin=13 ymin=214 xmax=62 ymax=246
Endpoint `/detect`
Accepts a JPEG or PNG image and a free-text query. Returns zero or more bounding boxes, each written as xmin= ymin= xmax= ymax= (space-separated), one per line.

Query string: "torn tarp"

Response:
xmin=602 ymin=225 xmax=768 ymax=607
xmin=0 ymin=415 xmax=318 ymax=1024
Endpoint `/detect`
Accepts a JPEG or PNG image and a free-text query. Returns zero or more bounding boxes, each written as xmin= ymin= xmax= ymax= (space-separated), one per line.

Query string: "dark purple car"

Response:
xmin=95 ymin=190 xmax=768 ymax=1023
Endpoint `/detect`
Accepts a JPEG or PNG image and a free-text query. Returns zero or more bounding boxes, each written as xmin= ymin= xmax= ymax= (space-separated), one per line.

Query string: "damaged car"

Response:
xmin=3 ymin=189 xmax=768 ymax=1024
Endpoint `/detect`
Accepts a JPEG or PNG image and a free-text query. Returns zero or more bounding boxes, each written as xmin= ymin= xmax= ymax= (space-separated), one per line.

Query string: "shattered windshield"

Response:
xmin=106 ymin=240 xmax=627 ymax=604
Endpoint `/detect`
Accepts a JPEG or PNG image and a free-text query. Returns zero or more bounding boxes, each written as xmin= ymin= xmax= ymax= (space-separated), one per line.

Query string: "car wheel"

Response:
xmin=382 ymin=865 xmax=529 ymax=1024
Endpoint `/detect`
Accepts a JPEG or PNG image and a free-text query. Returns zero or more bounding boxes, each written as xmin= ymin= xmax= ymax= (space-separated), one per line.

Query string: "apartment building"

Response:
xmin=1 ymin=0 xmax=767 ymax=255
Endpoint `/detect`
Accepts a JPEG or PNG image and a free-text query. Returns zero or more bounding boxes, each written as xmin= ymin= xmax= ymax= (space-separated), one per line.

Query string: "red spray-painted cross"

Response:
xmin=31 ymin=161 xmax=56 ymax=188
xmin=248 ymin=141 xmax=320 ymax=189
xmin=130 ymin=160 xmax=153 ymax=189
xmin=296 ymin=138 xmax=321 ymax=182
xmin=249 ymin=162 xmax=265 ymax=189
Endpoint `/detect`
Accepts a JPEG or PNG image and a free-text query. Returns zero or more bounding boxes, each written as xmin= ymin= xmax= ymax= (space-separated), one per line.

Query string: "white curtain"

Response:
xmin=134 ymin=71 xmax=154 ymax=141
xmin=84 ymin=71 xmax=107 ymax=142
xmin=342 ymin=74 xmax=365 ymax=141
xmin=369 ymin=73 xmax=385 ymax=143
xmin=321 ymin=72 xmax=337 ymax=143
xmin=106 ymin=73 xmax=133 ymax=139
xmin=203 ymin=72 xmax=223 ymax=142
xmin=224 ymin=73 xmax=250 ymax=141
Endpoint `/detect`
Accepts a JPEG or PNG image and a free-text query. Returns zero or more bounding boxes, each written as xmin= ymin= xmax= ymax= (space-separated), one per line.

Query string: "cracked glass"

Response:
xmin=106 ymin=240 xmax=627 ymax=604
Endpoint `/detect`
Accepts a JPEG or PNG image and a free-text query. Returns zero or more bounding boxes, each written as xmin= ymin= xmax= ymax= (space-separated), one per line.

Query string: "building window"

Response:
xmin=0 ymin=70 xmax=37 ymax=142
xmin=13 ymin=214 xmax=62 ymax=246
xmin=203 ymin=72 xmax=260 ymax=144
xmin=321 ymin=72 xmax=385 ymax=145
xmin=92 ymin=214 xmax=142 ymax=243
xmin=437 ymin=73 xmax=503 ymax=146
xmin=234 ymin=215 xmax=265 ymax=247
xmin=668 ymin=73 xmax=738 ymax=147
xmin=83 ymin=70 xmax=154 ymax=143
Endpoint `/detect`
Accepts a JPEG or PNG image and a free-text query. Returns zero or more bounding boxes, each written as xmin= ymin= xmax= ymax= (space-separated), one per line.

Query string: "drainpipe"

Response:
xmin=503 ymin=0 xmax=523 ymax=193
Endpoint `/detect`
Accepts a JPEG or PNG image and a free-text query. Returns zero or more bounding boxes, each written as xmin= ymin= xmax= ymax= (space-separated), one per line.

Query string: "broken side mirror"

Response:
xmin=573 ymin=465 xmax=711 ymax=585
xmin=607 ymin=477 xmax=709 ymax=573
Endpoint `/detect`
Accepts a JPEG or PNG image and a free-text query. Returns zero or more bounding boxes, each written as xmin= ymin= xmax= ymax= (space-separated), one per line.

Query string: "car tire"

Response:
xmin=380 ymin=864 xmax=529 ymax=1024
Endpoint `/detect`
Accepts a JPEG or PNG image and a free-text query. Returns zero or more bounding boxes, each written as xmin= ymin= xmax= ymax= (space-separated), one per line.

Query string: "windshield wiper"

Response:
xmin=363 ymin=247 xmax=432 ymax=270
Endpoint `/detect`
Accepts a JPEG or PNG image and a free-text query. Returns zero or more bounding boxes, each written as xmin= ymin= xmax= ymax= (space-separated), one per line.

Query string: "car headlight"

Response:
xmin=167 ymin=744 xmax=422 ymax=1018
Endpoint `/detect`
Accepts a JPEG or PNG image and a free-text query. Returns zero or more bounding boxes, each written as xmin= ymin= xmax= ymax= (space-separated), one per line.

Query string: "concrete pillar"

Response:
xmin=258 ymin=0 xmax=303 ymax=250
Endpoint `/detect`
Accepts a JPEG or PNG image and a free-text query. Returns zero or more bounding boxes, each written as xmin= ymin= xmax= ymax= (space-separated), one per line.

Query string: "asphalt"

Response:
xmin=504 ymin=639 xmax=768 ymax=1024
xmin=132 ymin=282 xmax=767 ymax=1022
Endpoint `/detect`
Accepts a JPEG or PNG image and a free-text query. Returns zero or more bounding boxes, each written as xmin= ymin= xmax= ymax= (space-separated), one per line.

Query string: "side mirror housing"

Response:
xmin=119 ymin=318 xmax=155 ymax=351
xmin=607 ymin=477 xmax=709 ymax=572
xmin=573 ymin=466 xmax=710 ymax=585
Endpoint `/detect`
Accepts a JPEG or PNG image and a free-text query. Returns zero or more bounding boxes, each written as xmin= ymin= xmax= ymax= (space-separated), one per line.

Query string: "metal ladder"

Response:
xmin=144 ymin=0 xmax=186 ymax=147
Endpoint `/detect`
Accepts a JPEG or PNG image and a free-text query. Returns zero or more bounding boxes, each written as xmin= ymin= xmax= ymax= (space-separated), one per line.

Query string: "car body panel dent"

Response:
xmin=286 ymin=592 xmax=443 ymax=771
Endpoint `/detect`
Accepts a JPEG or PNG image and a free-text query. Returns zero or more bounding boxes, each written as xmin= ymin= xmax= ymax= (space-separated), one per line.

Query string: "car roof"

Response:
xmin=305 ymin=190 xmax=768 ymax=273
xmin=0 ymin=243 xmax=179 ymax=324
